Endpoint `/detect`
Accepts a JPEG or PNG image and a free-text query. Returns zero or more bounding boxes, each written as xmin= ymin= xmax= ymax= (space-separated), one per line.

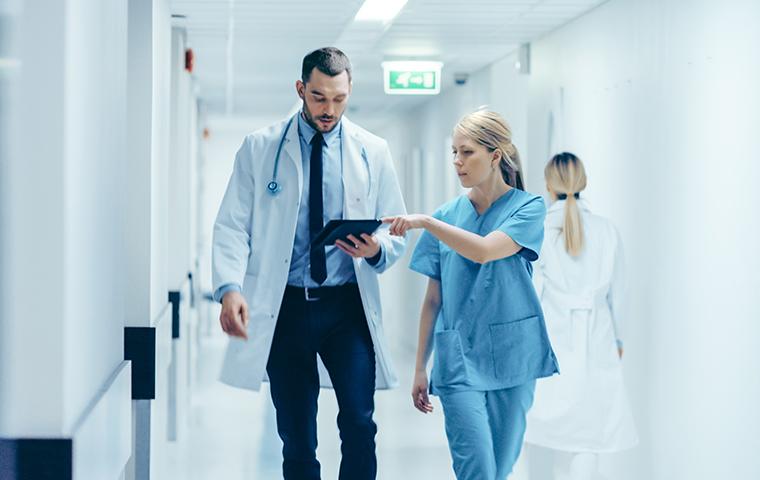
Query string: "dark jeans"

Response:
xmin=266 ymin=284 xmax=377 ymax=480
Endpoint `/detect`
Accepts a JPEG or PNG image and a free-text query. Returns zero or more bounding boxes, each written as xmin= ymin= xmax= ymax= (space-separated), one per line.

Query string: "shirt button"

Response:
xmin=284 ymin=259 xmax=289 ymax=263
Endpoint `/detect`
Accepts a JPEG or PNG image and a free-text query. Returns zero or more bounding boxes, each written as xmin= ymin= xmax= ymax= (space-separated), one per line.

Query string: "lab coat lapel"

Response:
xmin=281 ymin=114 xmax=304 ymax=197
xmin=341 ymin=117 xmax=370 ymax=219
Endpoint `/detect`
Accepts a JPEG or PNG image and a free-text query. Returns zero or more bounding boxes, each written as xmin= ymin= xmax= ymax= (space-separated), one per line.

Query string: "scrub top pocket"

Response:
xmin=433 ymin=330 xmax=469 ymax=387
xmin=490 ymin=316 xmax=544 ymax=380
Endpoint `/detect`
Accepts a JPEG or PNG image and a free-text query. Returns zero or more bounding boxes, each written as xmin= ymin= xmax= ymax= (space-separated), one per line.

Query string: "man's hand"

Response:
xmin=220 ymin=291 xmax=249 ymax=340
xmin=335 ymin=233 xmax=381 ymax=258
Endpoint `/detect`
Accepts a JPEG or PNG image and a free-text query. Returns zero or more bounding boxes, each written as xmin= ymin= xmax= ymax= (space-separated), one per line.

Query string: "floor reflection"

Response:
xmin=166 ymin=329 xmax=455 ymax=479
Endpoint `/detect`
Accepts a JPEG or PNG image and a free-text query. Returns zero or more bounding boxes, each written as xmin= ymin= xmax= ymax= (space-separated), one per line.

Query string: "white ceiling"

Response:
xmin=170 ymin=0 xmax=606 ymax=122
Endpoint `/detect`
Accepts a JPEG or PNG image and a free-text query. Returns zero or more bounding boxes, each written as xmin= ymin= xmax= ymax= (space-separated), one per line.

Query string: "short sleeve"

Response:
xmin=409 ymin=213 xmax=442 ymax=280
xmin=497 ymin=195 xmax=546 ymax=262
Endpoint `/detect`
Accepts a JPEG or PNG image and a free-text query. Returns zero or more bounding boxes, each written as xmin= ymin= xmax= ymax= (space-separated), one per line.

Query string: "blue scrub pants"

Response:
xmin=439 ymin=381 xmax=536 ymax=480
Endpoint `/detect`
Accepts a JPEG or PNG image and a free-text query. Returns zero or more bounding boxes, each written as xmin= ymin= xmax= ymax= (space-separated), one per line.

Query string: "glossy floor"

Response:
xmin=165 ymin=331 xmax=456 ymax=479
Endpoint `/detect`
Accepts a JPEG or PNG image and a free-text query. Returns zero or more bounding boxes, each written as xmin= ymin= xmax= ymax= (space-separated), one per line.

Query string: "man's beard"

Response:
xmin=302 ymin=102 xmax=341 ymax=133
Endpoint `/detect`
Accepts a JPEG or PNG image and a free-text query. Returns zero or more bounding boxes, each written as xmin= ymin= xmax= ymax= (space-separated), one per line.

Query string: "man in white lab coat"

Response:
xmin=211 ymin=47 xmax=407 ymax=480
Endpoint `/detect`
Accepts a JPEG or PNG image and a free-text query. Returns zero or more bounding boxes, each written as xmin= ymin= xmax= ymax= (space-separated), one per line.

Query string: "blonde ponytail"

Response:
xmin=563 ymin=193 xmax=583 ymax=256
xmin=545 ymin=153 xmax=587 ymax=256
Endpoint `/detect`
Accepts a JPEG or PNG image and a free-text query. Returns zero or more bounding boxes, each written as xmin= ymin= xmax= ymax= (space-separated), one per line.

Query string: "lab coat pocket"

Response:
xmin=433 ymin=330 xmax=468 ymax=387
xmin=490 ymin=316 xmax=544 ymax=380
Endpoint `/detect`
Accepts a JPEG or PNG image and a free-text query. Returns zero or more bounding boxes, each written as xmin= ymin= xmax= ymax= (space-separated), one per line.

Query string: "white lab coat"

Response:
xmin=524 ymin=199 xmax=638 ymax=452
xmin=212 ymin=115 xmax=407 ymax=391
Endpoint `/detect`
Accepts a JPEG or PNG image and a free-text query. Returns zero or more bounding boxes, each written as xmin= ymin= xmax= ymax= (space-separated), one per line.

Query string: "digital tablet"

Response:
xmin=310 ymin=219 xmax=382 ymax=249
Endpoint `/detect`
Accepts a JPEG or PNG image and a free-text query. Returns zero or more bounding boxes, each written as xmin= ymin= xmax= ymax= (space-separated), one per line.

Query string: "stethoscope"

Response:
xmin=267 ymin=113 xmax=345 ymax=196
xmin=266 ymin=115 xmax=295 ymax=196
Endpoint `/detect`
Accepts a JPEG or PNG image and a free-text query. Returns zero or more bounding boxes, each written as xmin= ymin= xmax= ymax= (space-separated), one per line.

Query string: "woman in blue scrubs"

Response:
xmin=384 ymin=110 xmax=558 ymax=480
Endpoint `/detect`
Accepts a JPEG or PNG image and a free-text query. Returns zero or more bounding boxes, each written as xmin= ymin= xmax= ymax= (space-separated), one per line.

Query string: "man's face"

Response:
xmin=296 ymin=68 xmax=351 ymax=133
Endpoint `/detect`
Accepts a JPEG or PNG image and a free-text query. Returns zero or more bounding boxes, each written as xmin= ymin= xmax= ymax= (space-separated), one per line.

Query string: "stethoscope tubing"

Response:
xmin=267 ymin=115 xmax=295 ymax=195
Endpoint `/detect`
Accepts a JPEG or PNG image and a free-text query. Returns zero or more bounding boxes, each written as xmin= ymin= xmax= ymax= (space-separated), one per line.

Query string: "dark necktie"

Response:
xmin=309 ymin=132 xmax=327 ymax=284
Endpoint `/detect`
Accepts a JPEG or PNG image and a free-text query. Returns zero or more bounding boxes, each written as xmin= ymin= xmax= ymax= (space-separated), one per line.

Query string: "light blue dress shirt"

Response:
xmin=409 ymin=189 xmax=559 ymax=394
xmin=287 ymin=112 xmax=357 ymax=287
xmin=214 ymin=112 xmax=385 ymax=301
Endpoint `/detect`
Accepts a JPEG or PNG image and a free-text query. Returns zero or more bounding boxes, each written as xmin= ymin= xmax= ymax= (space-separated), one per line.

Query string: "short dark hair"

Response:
xmin=301 ymin=47 xmax=352 ymax=84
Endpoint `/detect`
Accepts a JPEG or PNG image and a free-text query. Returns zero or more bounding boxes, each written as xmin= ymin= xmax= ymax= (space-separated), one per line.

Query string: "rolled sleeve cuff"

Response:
xmin=365 ymin=245 xmax=386 ymax=271
xmin=214 ymin=283 xmax=241 ymax=303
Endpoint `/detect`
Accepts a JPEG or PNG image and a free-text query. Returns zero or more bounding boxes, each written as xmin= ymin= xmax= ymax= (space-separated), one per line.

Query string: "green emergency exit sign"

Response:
xmin=382 ymin=61 xmax=443 ymax=95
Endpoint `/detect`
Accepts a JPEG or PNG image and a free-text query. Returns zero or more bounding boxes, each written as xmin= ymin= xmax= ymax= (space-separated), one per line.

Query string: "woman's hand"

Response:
xmin=412 ymin=370 xmax=434 ymax=414
xmin=382 ymin=214 xmax=430 ymax=237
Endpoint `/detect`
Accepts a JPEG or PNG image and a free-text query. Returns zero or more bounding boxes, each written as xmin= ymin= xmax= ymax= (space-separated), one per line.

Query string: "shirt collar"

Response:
xmin=297 ymin=110 xmax=342 ymax=146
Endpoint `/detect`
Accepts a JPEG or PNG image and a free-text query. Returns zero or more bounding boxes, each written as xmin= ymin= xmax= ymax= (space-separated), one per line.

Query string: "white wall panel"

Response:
xmin=0 ymin=0 xmax=131 ymax=447
xmin=152 ymin=302 xmax=173 ymax=478
xmin=72 ymin=363 xmax=132 ymax=480
xmin=0 ymin=0 xmax=67 ymax=436
xmin=151 ymin=0 xmax=172 ymax=322
xmin=126 ymin=0 xmax=157 ymax=328
xmin=1 ymin=1 xmax=135 ymax=476
xmin=63 ymin=0 xmax=129 ymax=433
xmin=124 ymin=0 xmax=173 ymax=327
xmin=168 ymin=27 xmax=194 ymax=290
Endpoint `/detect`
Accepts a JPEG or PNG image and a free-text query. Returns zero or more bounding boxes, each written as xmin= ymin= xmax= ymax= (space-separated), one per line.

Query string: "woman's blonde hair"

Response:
xmin=545 ymin=152 xmax=587 ymax=256
xmin=454 ymin=110 xmax=525 ymax=189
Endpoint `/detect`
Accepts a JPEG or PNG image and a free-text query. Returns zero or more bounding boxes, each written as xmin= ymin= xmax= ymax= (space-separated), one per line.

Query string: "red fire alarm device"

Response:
xmin=185 ymin=48 xmax=194 ymax=73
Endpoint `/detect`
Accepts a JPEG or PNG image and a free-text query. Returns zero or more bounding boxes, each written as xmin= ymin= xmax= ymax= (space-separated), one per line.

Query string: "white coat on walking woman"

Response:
xmin=523 ymin=152 xmax=637 ymax=480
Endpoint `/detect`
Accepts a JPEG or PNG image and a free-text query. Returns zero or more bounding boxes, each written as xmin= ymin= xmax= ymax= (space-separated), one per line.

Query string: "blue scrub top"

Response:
xmin=410 ymin=188 xmax=559 ymax=394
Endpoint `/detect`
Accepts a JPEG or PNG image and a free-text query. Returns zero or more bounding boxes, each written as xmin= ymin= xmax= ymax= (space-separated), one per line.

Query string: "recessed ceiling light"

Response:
xmin=354 ymin=0 xmax=408 ymax=22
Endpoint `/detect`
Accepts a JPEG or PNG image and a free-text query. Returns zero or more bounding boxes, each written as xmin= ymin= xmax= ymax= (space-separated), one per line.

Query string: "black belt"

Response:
xmin=285 ymin=283 xmax=359 ymax=302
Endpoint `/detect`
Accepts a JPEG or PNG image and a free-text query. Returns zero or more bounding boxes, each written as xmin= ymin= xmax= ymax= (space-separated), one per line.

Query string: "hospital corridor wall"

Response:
xmin=1 ymin=1 xmax=134 ymax=478
xmin=1 ymin=0 xmax=203 ymax=479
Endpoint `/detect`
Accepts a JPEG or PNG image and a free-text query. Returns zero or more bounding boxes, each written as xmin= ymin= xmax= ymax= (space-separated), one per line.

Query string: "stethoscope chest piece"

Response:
xmin=267 ymin=181 xmax=281 ymax=195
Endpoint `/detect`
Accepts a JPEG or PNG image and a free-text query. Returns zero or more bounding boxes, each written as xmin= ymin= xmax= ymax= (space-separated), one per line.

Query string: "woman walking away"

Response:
xmin=523 ymin=152 xmax=638 ymax=480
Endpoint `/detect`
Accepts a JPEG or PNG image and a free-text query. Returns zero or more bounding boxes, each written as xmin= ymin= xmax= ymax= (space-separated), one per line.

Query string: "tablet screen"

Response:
xmin=310 ymin=219 xmax=382 ymax=249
